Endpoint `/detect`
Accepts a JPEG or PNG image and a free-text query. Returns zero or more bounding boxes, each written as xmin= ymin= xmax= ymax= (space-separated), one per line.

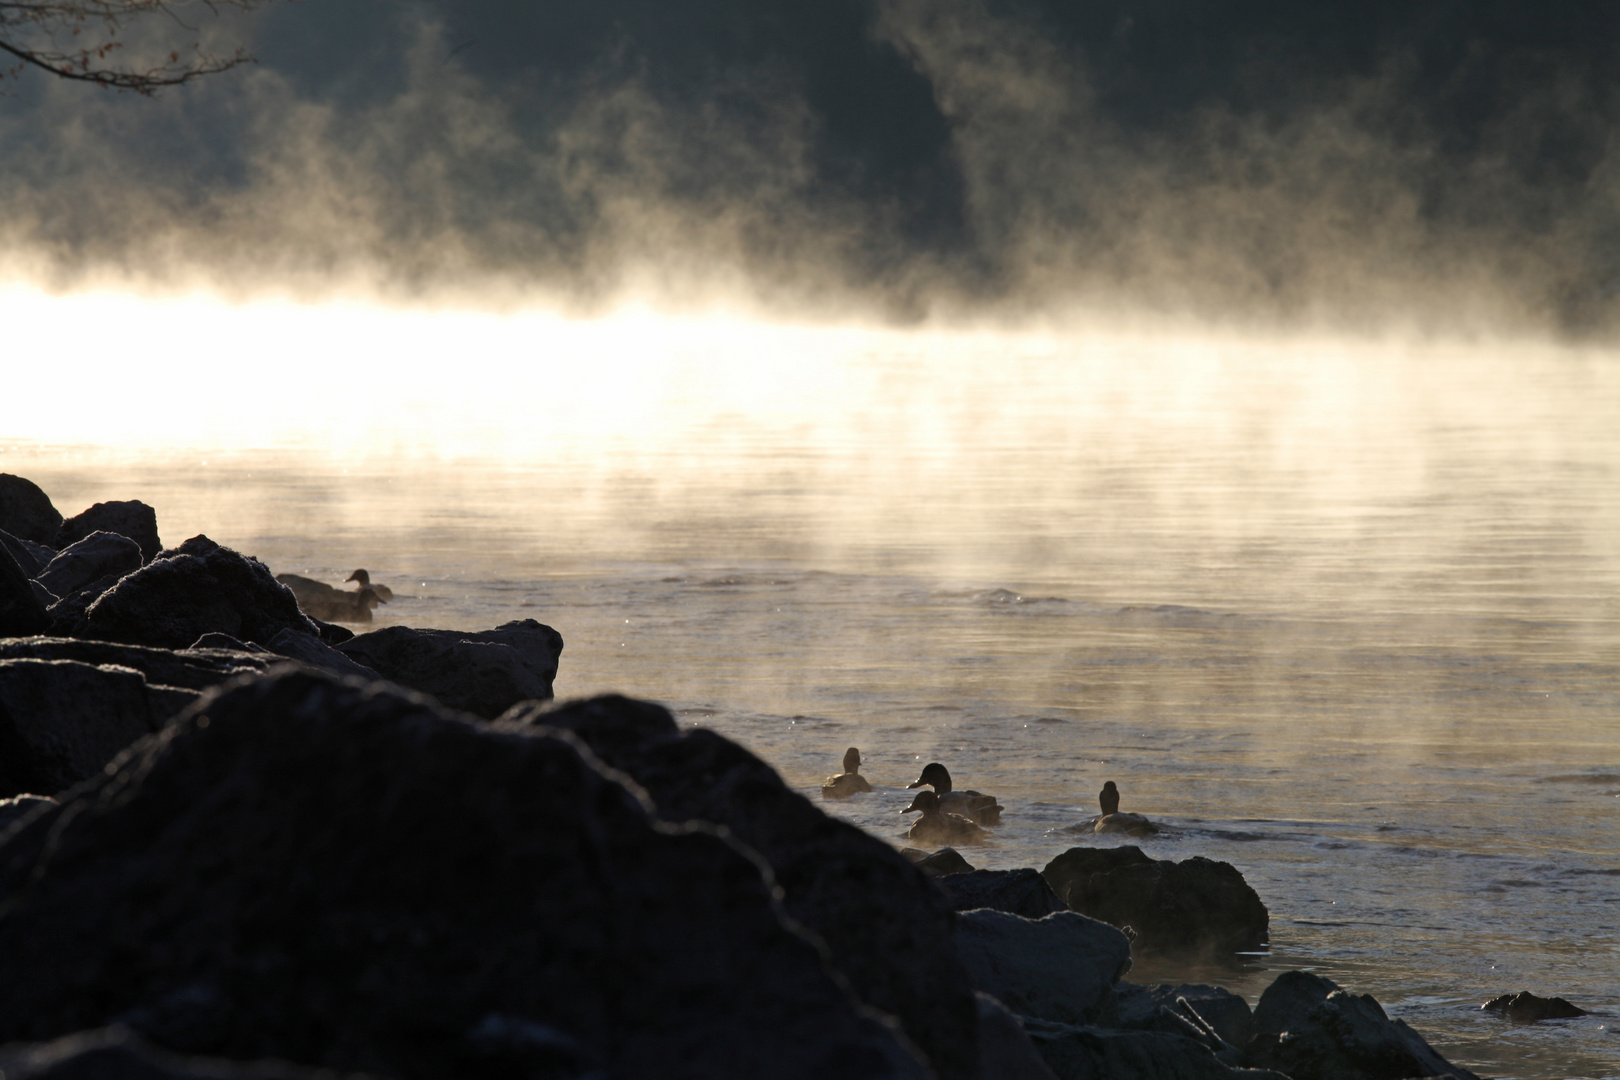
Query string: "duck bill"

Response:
xmin=901 ymin=795 xmax=929 ymax=814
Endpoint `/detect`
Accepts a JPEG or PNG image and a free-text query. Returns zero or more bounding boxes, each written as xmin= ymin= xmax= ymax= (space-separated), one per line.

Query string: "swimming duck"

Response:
xmin=902 ymin=789 xmax=989 ymax=846
xmin=307 ymin=584 xmax=386 ymax=624
xmin=346 ymin=569 xmax=394 ymax=602
xmin=907 ymin=762 xmax=1002 ymax=826
xmin=276 ymin=573 xmax=341 ymax=608
xmin=1090 ymin=780 xmax=1158 ymax=836
xmin=821 ymin=747 xmax=874 ymax=799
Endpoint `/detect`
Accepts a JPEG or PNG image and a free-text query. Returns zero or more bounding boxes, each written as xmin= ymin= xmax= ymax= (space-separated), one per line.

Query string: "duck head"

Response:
xmin=908 ymin=762 xmax=952 ymax=794
xmin=901 ymin=790 xmax=941 ymax=816
xmin=843 ymin=747 xmax=862 ymax=774
xmin=346 ymin=569 xmax=372 ymax=586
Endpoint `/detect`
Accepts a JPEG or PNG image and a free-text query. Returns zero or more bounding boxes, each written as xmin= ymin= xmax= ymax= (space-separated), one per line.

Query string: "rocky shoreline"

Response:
xmin=0 ymin=472 xmax=1529 ymax=1078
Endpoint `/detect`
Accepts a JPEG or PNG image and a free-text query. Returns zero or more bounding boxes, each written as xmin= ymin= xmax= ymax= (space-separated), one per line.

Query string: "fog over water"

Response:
xmin=4 ymin=1 xmax=1620 ymax=1077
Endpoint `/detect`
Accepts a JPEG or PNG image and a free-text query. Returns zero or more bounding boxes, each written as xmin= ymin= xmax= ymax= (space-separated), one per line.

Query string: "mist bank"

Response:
xmin=2 ymin=0 xmax=1618 ymax=336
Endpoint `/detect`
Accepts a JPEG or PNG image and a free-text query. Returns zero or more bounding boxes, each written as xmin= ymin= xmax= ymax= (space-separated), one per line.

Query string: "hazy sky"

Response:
xmin=3 ymin=0 xmax=1618 ymax=334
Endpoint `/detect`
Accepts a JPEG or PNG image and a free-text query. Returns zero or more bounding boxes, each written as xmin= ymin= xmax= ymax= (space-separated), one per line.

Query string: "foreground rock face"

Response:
xmin=0 ymin=670 xmax=929 ymax=1080
xmin=0 ymin=545 xmax=51 ymax=638
xmin=507 ymin=694 xmax=980 ymax=1080
xmin=1042 ymin=846 xmax=1269 ymax=956
xmin=339 ymin=620 xmax=563 ymax=718
xmin=55 ymin=500 xmax=163 ymax=563
xmin=953 ymin=910 xmax=1131 ymax=1028
xmin=1244 ymin=971 xmax=1481 ymax=1080
xmin=81 ymin=536 xmax=320 ymax=649
xmin=0 ymin=1025 xmax=370 ymax=1080
xmin=0 ymin=658 xmax=164 ymax=797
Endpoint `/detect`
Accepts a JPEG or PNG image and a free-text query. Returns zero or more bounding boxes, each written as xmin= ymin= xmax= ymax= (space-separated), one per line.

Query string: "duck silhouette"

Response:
xmin=277 ymin=572 xmax=388 ymax=624
xmin=345 ymin=569 xmax=394 ymax=602
xmin=907 ymin=762 xmax=1002 ymax=826
xmin=901 ymin=789 xmax=989 ymax=845
xmin=821 ymin=747 xmax=874 ymax=799
xmin=1091 ymin=780 xmax=1157 ymax=836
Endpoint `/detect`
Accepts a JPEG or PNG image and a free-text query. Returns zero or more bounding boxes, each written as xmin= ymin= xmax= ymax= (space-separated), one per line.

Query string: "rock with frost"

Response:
xmin=939 ymin=868 xmax=1069 ymax=919
xmin=55 ymin=500 xmax=163 ymax=563
xmin=37 ymin=531 xmax=143 ymax=600
xmin=81 ymin=535 xmax=320 ymax=649
xmin=338 ymin=620 xmax=562 ymax=718
xmin=0 ymin=670 xmax=929 ymax=1080
xmin=0 ymin=658 xmax=161 ymax=797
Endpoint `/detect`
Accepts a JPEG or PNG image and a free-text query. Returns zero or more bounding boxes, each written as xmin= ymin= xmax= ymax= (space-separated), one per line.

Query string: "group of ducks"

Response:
xmin=275 ymin=569 xmax=394 ymax=624
xmin=821 ymin=749 xmax=1157 ymax=846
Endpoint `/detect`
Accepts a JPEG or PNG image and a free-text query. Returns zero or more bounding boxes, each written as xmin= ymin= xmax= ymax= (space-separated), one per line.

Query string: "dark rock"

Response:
xmin=1 ymin=527 xmax=56 ymax=578
xmin=189 ymin=634 xmax=273 ymax=653
xmin=0 ymin=1024 xmax=384 ymax=1078
xmin=55 ymin=500 xmax=163 ymax=563
xmin=31 ymin=580 xmax=58 ymax=608
xmin=1481 ymin=990 xmax=1588 ymax=1022
xmin=1042 ymin=846 xmax=1269 ymax=957
xmin=0 ymin=659 xmax=160 ymax=797
xmin=0 ymin=794 xmax=54 ymax=835
xmin=905 ymin=846 xmax=975 ymax=877
xmin=0 ymin=475 xmax=62 ymax=546
xmin=44 ymin=572 xmax=127 ymax=637
xmin=505 ymin=693 xmax=979 ymax=1080
xmin=1244 ymin=970 xmax=1481 ymax=1080
xmin=81 ymin=536 xmax=320 ymax=649
xmin=953 ymin=909 xmax=1131 ymax=1028
xmin=1 ymin=543 xmax=51 ymax=638
xmin=339 ymin=620 xmax=562 ymax=718
xmin=309 ymin=619 xmax=354 ymax=647
xmin=263 ymin=628 xmax=382 ymax=682
xmin=37 ymin=531 xmax=143 ymax=600
xmin=940 ymin=868 xmax=1069 ymax=919
xmin=0 ymin=671 xmax=929 ymax=1080
xmin=1125 ymin=984 xmax=1254 ymax=1052
xmin=0 ymin=638 xmax=275 ymax=694
xmin=976 ymin=993 xmax=1060 ymax=1080
xmin=1027 ymin=1022 xmax=1289 ymax=1080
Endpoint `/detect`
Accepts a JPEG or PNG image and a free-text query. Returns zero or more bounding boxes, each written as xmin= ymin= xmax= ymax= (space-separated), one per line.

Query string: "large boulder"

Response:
xmin=1243 ymin=970 xmax=1481 ymax=1080
xmin=0 ymin=795 xmax=53 ymax=835
xmin=0 ymin=638 xmax=276 ymax=695
xmin=0 ymin=670 xmax=929 ymax=1080
xmin=953 ymin=909 xmax=1131 ymax=1028
xmin=1042 ymin=846 xmax=1269 ymax=956
xmin=0 ymin=528 xmax=56 ymax=578
xmin=55 ymin=500 xmax=163 ymax=563
xmin=976 ymin=993 xmax=1060 ymax=1080
xmin=1116 ymin=983 xmax=1254 ymax=1053
xmin=338 ymin=620 xmax=563 ymax=718
xmin=80 ymin=536 xmax=320 ymax=649
xmin=36 ymin=531 xmax=143 ymax=600
xmin=0 ymin=544 xmax=51 ymax=638
xmin=939 ymin=868 xmax=1069 ymax=919
xmin=0 ymin=659 xmax=163 ymax=797
xmin=505 ymin=694 xmax=981 ymax=1080
xmin=0 ymin=475 xmax=61 ymax=546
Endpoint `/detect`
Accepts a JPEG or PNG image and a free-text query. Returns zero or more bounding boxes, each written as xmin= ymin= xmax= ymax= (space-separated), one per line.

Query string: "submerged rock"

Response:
xmin=1244 ymin=970 xmax=1481 ymax=1080
xmin=1481 ymin=990 xmax=1588 ymax=1022
xmin=1042 ymin=846 xmax=1268 ymax=957
xmin=80 ymin=536 xmax=320 ymax=650
xmin=0 ymin=475 xmax=62 ymax=547
xmin=0 ymin=670 xmax=929 ymax=1080
xmin=338 ymin=620 xmax=562 ymax=718
xmin=904 ymin=846 xmax=975 ymax=877
xmin=55 ymin=500 xmax=163 ymax=563
xmin=506 ymin=693 xmax=980 ymax=1080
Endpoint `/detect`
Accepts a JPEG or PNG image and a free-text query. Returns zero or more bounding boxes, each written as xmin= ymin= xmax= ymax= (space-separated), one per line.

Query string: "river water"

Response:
xmin=5 ymin=303 xmax=1618 ymax=1079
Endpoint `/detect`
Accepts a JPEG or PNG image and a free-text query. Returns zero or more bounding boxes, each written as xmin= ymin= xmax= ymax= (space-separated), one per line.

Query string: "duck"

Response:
xmin=821 ymin=747 xmax=874 ymax=799
xmin=907 ymin=762 xmax=1002 ymax=826
xmin=1090 ymin=779 xmax=1158 ymax=836
xmin=276 ymin=573 xmax=341 ymax=608
xmin=345 ymin=569 xmax=394 ymax=602
xmin=304 ymin=584 xmax=386 ymax=624
xmin=902 ymin=789 xmax=989 ymax=846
